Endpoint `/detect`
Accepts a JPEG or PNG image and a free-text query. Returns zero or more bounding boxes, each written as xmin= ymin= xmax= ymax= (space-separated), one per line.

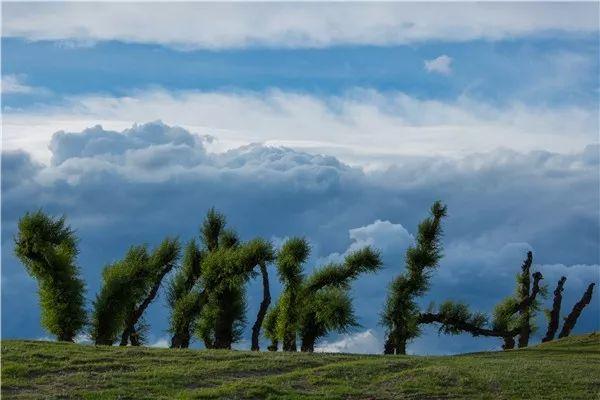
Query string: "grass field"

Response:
xmin=2 ymin=333 xmax=599 ymax=399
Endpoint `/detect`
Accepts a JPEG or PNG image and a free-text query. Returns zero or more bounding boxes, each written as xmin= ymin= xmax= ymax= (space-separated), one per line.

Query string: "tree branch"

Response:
xmin=558 ymin=283 xmax=595 ymax=339
xmin=542 ymin=276 xmax=566 ymax=343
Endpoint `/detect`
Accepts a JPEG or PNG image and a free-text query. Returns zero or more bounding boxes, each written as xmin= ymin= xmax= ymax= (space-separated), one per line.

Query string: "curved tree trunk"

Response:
xmin=558 ymin=283 xmax=595 ymax=339
xmin=251 ymin=263 xmax=271 ymax=351
xmin=542 ymin=276 xmax=567 ymax=342
xmin=120 ymin=265 xmax=174 ymax=346
xmin=517 ymin=252 xmax=533 ymax=348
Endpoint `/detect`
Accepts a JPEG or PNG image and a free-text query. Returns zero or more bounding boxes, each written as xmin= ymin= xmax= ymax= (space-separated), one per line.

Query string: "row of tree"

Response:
xmin=14 ymin=203 xmax=595 ymax=353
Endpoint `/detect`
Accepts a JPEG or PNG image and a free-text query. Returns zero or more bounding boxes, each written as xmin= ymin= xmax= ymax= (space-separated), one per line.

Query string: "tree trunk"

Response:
xmin=396 ymin=339 xmax=407 ymax=355
xmin=267 ymin=339 xmax=278 ymax=352
xmin=251 ymin=263 xmax=271 ymax=351
xmin=558 ymin=283 xmax=595 ymax=339
xmin=503 ymin=336 xmax=515 ymax=350
xmin=300 ymin=334 xmax=316 ymax=352
xmin=120 ymin=265 xmax=173 ymax=346
xmin=517 ymin=251 xmax=533 ymax=348
xmin=213 ymin=287 xmax=236 ymax=350
xmin=542 ymin=276 xmax=567 ymax=342
xmin=283 ymin=331 xmax=297 ymax=352
xmin=119 ymin=324 xmax=134 ymax=346
xmin=383 ymin=335 xmax=395 ymax=354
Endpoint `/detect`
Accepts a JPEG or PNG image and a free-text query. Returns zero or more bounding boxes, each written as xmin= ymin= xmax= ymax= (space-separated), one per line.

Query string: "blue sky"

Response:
xmin=2 ymin=2 xmax=599 ymax=354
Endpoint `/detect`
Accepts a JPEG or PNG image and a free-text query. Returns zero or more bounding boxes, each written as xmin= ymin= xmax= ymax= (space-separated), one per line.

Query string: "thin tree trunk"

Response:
xmin=120 ymin=266 xmax=174 ymax=346
xmin=251 ymin=263 xmax=271 ymax=351
xmin=518 ymin=251 xmax=533 ymax=348
xmin=267 ymin=339 xmax=278 ymax=352
xmin=283 ymin=331 xmax=297 ymax=352
xmin=542 ymin=276 xmax=567 ymax=342
xmin=558 ymin=283 xmax=595 ymax=338
xmin=383 ymin=335 xmax=395 ymax=354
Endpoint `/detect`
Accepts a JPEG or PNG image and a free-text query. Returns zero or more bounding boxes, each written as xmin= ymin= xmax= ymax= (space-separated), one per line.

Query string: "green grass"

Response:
xmin=2 ymin=333 xmax=599 ymax=399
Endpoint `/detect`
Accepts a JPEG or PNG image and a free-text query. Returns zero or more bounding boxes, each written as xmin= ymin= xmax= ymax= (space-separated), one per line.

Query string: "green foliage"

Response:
xmin=91 ymin=246 xmax=152 ymax=345
xmin=268 ymin=238 xmax=382 ymax=351
xmin=189 ymin=209 xmax=276 ymax=349
xmin=492 ymin=297 xmax=520 ymax=332
xmin=433 ymin=301 xmax=488 ymax=335
xmin=167 ymin=239 xmax=204 ymax=346
xmin=91 ymin=238 xmax=180 ymax=345
xmin=14 ymin=210 xmax=86 ymax=341
xmin=381 ymin=201 xmax=447 ymax=354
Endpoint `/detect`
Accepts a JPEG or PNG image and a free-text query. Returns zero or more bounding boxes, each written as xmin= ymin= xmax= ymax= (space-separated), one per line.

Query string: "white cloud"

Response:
xmin=425 ymin=55 xmax=453 ymax=75
xmin=2 ymin=3 xmax=597 ymax=49
xmin=319 ymin=220 xmax=413 ymax=266
xmin=2 ymin=89 xmax=597 ymax=168
xmin=149 ymin=337 xmax=170 ymax=348
xmin=315 ymin=329 xmax=382 ymax=354
xmin=2 ymin=74 xmax=35 ymax=94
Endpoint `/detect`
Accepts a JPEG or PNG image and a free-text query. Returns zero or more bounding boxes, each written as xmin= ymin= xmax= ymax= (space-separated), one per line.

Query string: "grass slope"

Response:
xmin=2 ymin=333 xmax=599 ymax=399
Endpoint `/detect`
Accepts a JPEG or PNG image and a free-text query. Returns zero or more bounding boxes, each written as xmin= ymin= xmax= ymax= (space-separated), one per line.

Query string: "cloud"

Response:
xmin=149 ymin=338 xmax=170 ymax=348
xmin=1 ymin=74 xmax=37 ymax=94
xmin=425 ymin=55 xmax=453 ymax=75
xmin=3 ymin=89 xmax=598 ymax=168
xmin=2 ymin=122 xmax=597 ymax=354
xmin=2 ymin=3 xmax=597 ymax=49
xmin=315 ymin=330 xmax=382 ymax=354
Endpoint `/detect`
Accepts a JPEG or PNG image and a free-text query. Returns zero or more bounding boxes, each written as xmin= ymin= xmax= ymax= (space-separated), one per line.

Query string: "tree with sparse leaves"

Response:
xmin=381 ymin=201 xmax=447 ymax=355
xmin=14 ymin=211 xmax=87 ymax=342
xmin=264 ymin=238 xmax=381 ymax=352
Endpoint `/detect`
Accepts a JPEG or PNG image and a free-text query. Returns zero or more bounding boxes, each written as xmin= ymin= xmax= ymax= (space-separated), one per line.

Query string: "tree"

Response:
xmin=381 ymin=201 xmax=447 ymax=355
xmin=251 ymin=262 xmax=271 ymax=351
xmin=542 ymin=276 xmax=566 ymax=342
xmin=90 ymin=238 xmax=180 ymax=345
xmin=166 ymin=209 xmax=275 ymax=350
xmin=558 ymin=283 xmax=595 ymax=339
xmin=167 ymin=239 xmax=204 ymax=348
xmin=265 ymin=238 xmax=381 ymax=352
xmin=14 ymin=211 xmax=86 ymax=342
xmin=490 ymin=253 xmax=545 ymax=349
xmin=197 ymin=235 xmax=274 ymax=349
xmin=120 ymin=238 xmax=180 ymax=346
xmin=420 ymin=252 xmax=545 ymax=350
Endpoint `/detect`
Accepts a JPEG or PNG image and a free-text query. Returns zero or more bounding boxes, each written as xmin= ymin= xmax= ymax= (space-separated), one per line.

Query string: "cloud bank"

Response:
xmin=2 ymin=122 xmax=598 ymax=354
xmin=3 ymin=89 xmax=598 ymax=169
xmin=3 ymin=3 xmax=598 ymax=49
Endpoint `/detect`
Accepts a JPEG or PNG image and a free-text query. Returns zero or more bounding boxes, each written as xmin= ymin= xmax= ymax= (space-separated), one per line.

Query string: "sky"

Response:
xmin=1 ymin=2 xmax=599 ymax=355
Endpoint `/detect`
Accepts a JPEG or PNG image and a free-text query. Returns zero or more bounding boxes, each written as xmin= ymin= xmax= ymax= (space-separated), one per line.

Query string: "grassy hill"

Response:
xmin=2 ymin=333 xmax=599 ymax=399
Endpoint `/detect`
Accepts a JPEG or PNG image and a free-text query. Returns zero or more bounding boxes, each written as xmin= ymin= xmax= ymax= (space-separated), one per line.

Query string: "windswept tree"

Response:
xmin=557 ymin=282 xmax=595 ymax=339
xmin=264 ymin=238 xmax=381 ymax=352
xmin=419 ymin=250 xmax=594 ymax=350
xmin=14 ymin=211 xmax=86 ymax=342
xmin=167 ymin=209 xmax=275 ymax=350
xmin=381 ymin=201 xmax=447 ymax=355
xmin=91 ymin=238 xmax=180 ymax=345
xmin=167 ymin=239 xmax=204 ymax=348
xmin=197 ymin=235 xmax=274 ymax=349
xmin=490 ymin=252 xmax=546 ymax=349
xmin=420 ymin=251 xmax=545 ymax=350
xmin=120 ymin=238 xmax=180 ymax=346
xmin=542 ymin=276 xmax=567 ymax=342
